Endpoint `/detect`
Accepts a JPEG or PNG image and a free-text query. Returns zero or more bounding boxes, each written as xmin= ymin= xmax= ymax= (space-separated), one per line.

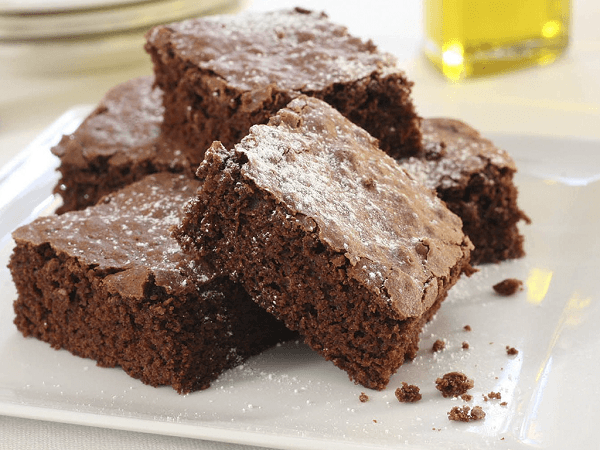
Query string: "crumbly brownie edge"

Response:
xmin=145 ymin=30 xmax=286 ymax=158
xmin=54 ymin=150 xmax=190 ymax=214
xmin=439 ymin=162 xmax=529 ymax=264
xmin=10 ymin=240 xmax=291 ymax=394
xmin=308 ymin=70 xmax=422 ymax=159
xmin=145 ymin=27 xmax=422 ymax=160
xmin=176 ymin=145 xmax=469 ymax=390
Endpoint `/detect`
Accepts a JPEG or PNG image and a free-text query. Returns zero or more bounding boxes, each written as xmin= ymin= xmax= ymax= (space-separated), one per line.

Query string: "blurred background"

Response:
xmin=0 ymin=0 xmax=598 ymax=171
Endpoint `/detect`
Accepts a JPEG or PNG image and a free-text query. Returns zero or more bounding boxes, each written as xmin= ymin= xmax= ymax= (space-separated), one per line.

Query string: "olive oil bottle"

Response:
xmin=424 ymin=0 xmax=570 ymax=80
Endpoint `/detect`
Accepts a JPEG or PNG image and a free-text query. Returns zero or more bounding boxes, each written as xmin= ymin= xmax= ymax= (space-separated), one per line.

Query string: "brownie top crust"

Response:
xmin=401 ymin=118 xmax=517 ymax=191
xmin=13 ymin=173 xmax=206 ymax=297
xmin=51 ymin=76 xmax=189 ymax=173
xmin=146 ymin=8 xmax=404 ymax=93
xmin=203 ymin=97 xmax=471 ymax=319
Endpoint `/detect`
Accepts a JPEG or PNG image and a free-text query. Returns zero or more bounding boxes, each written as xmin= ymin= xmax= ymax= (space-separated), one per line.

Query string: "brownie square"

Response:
xmin=175 ymin=97 xmax=473 ymax=390
xmin=145 ymin=7 xmax=421 ymax=162
xmin=400 ymin=118 xmax=531 ymax=264
xmin=10 ymin=173 xmax=293 ymax=393
xmin=52 ymin=76 xmax=193 ymax=213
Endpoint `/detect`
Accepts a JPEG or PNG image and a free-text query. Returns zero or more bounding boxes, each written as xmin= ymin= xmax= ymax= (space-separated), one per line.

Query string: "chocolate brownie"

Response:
xmin=52 ymin=77 xmax=193 ymax=214
xmin=400 ymin=118 xmax=530 ymax=264
xmin=435 ymin=372 xmax=474 ymax=398
xmin=145 ymin=7 xmax=421 ymax=162
xmin=493 ymin=278 xmax=523 ymax=295
xmin=448 ymin=405 xmax=486 ymax=422
xmin=9 ymin=173 xmax=293 ymax=393
xmin=395 ymin=382 xmax=422 ymax=403
xmin=175 ymin=96 xmax=473 ymax=390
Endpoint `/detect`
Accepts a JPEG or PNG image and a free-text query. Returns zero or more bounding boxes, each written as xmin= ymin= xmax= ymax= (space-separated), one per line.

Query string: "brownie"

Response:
xmin=435 ymin=372 xmax=474 ymax=398
xmin=51 ymin=76 xmax=193 ymax=214
xmin=448 ymin=405 xmax=486 ymax=422
xmin=395 ymin=382 xmax=422 ymax=403
xmin=145 ymin=7 xmax=421 ymax=162
xmin=400 ymin=118 xmax=530 ymax=264
xmin=493 ymin=278 xmax=523 ymax=295
xmin=9 ymin=173 xmax=293 ymax=394
xmin=175 ymin=96 xmax=473 ymax=390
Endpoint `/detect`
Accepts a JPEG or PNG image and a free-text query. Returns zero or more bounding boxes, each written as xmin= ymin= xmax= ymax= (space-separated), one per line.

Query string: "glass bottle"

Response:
xmin=423 ymin=0 xmax=570 ymax=80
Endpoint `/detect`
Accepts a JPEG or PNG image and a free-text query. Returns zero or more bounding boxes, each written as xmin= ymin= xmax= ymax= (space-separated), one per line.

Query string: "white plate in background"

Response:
xmin=1 ymin=109 xmax=599 ymax=449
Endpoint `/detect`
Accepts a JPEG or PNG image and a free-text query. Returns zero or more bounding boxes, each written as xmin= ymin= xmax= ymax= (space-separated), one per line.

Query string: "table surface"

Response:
xmin=1 ymin=0 xmax=598 ymax=449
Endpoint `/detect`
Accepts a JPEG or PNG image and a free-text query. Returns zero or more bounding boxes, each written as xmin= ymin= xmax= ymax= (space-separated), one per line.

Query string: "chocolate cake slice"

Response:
xmin=52 ymin=76 xmax=193 ymax=214
xmin=175 ymin=96 xmax=473 ymax=390
xmin=400 ymin=118 xmax=531 ymax=264
xmin=10 ymin=173 xmax=293 ymax=393
xmin=145 ymin=7 xmax=421 ymax=164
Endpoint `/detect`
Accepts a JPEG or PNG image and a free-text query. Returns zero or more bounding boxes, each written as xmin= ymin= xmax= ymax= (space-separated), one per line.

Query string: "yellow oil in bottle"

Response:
xmin=424 ymin=0 xmax=570 ymax=80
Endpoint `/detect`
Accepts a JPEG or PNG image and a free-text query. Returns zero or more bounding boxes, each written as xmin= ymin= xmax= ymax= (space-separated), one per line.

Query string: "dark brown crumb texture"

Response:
xmin=463 ymin=324 xmax=472 ymax=331
xmin=52 ymin=77 xmax=193 ymax=213
xmin=462 ymin=341 xmax=470 ymax=349
xmin=145 ymin=8 xmax=422 ymax=161
xmin=359 ymin=392 xmax=369 ymax=403
xmin=506 ymin=346 xmax=519 ymax=355
xmin=176 ymin=97 xmax=472 ymax=390
xmin=493 ymin=278 xmax=524 ymax=296
xmin=436 ymin=372 xmax=475 ymax=398
xmin=400 ymin=118 xmax=530 ymax=264
xmin=448 ymin=405 xmax=486 ymax=422
xmin=10 ymin=173 xmax=293 ymax=393
xmin=395 ymin=382 xmax=422 ymax=403
xmin=432 ymin=339 xmax=446 ymax=352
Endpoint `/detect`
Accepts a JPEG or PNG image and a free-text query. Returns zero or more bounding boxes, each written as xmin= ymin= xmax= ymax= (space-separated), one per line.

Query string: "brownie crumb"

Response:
xmin=395 ymin=382 xmax=422 ymax=403
xmin=359 ymin=392 xmax=369 ymax=403
xmin=432 ymin=339 xmax=446 ymax=352
xmin=462 ymin=341 xmax=470 ymax=349
xmin=373 ymin=419 xmax=377 ymax=423
xmin=470 ymin=406 xmax=486 ymax=421
xmin=506 ymin=346 xmax=519 ymax=355
xmin=500 ymin=401 xmax=508 ymax=406
xmin=448 ymin=405 xmax=486 ymax=422
xmin=483 ymin=395 xmax=489 ymax=402
xmin=493 ymin=278 xmax=523 ymax=296
xmin=463 ymin=325 xmax=472 ymax=332
xmin=461 ymin=394 xmax=473 ymax=401
xmin=488 ymin=391 xmax=501 ymax=400
xmin=435 ymin=372 xmax=474 ymax=398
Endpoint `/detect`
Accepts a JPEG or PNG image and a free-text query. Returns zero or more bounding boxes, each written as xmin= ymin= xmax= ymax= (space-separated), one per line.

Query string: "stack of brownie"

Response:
xmin=9 ymin=8 xmax=529 ymax=393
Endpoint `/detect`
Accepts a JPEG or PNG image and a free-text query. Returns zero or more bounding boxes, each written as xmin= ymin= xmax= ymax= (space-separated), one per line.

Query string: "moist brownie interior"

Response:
xmin=10 ymin=173 xmax=294 ymax=393
xmin=175 ymin=96 xmax=473 ymax=389
xmin=145 ymin=7 xmax=421 ymax=163
xmin=400 ymin=118 xmax=531 ymax=264
xmin=52 ymin=77 xmax=192 ymax=213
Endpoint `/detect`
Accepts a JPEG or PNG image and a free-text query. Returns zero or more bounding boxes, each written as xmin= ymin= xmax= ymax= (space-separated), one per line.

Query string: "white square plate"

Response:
xmin=1 ymin=109 xmax=599 ymax=449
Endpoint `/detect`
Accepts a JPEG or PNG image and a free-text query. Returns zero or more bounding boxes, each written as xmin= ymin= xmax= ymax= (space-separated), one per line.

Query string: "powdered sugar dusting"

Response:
xmin=13 ymin=173 xmax=209 ymax=292
xmin=163 ymin=8 xmax=402 ymax=92
xmin=400 ymin=119 xmax=516 ymax=191
xmin=237 ymin=97 xmax=468 ymax=314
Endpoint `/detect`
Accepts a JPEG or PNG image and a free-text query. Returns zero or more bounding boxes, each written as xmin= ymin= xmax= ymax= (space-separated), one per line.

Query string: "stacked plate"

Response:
xmin=0 ymin=0 xmax=239 ymax=73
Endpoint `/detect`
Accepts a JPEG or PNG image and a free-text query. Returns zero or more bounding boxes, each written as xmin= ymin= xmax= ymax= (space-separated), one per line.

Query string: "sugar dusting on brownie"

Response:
xmin=13 ymin=173 xmax=210 ymax=291
xmin=161 ymin=8 xmax=403 ymax=92
xmin=236 ymin=96 xmax=471 ymax=319
xmin=401 ymin=118 xmax=517 ymax=192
